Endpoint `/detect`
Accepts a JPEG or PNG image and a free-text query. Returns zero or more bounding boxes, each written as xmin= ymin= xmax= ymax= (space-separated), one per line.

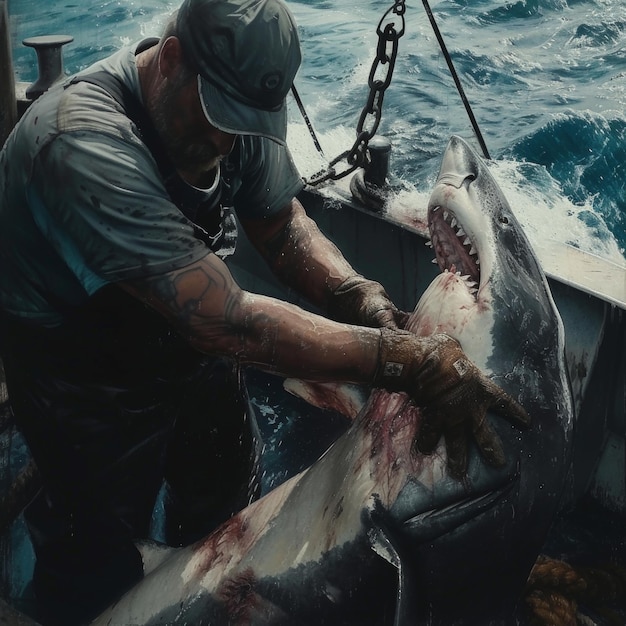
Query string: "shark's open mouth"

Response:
xmin=428 ymin=206 xmax=480 ymax=296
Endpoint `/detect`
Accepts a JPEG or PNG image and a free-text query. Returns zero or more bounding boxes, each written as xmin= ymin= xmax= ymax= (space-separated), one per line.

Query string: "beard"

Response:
xmin=151 ymin=74 xmax=223 ymax=177
xmin=164 ymin=136 xmax=222 ymax=177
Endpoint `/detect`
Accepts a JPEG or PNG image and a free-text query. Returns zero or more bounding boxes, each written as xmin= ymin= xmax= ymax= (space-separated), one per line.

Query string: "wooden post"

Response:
xmin=0 ymin=0 xmax=17 ymax=147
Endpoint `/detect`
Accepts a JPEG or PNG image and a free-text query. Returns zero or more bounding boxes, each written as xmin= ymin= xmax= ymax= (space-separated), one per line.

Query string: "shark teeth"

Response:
xmin=438 ymin=269 xmax=478 ymax=294
xmin=441 ymin=208 xmax=480 ymax=267
xmin=428 ymin=205 xmax=481 ymax=297
xmin=462 ymin=274 xmax=479 ymax=295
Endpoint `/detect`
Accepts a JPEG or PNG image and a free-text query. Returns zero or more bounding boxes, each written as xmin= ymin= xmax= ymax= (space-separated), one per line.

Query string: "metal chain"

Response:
xmin=305 ymin=0 xmax=406 ymax=186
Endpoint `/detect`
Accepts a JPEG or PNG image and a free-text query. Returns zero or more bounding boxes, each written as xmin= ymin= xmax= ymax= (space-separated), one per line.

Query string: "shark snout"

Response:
xmin=435 ymin=135 xmax=483 ymax=188
xmin=436 ymin=171 xmax=476 ymax=190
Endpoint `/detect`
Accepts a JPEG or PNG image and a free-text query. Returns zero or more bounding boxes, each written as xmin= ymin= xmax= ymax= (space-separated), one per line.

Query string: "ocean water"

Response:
xmin=7 ymin=0 xmax=626 ymax=265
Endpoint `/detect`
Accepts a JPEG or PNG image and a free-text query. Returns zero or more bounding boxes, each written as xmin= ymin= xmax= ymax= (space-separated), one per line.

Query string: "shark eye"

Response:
xmin=499 ymin=214 xmax=509 ymax=225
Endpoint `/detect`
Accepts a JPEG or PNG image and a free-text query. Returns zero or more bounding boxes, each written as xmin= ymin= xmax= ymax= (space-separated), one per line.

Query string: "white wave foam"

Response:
xmin=289 ymin=118 xmax=625 ymax=269
xmin=490 ymin=159 xmax=625 ymax=266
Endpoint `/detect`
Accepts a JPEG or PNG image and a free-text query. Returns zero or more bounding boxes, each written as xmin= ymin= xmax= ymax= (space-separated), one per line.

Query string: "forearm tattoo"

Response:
xmin=133 ymin=257 xmax=295 ymax=367
xmin=130 ymin=257 xmax=236 ymax=329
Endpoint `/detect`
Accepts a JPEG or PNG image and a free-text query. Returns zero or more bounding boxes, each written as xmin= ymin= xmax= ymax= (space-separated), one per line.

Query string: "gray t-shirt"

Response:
xmin=0 ymin=42 xmax=304 ymax=327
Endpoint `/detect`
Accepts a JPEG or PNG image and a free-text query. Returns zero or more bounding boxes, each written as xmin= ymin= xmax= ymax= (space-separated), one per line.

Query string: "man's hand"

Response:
xmin=328 ymin=275 xmax=410 ymax=330
xmin=374 ymin=329 xmax=530 ymax=478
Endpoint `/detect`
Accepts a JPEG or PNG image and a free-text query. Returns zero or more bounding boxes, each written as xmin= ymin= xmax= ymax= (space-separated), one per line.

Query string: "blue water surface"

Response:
xmin=7 ymin=0 xmax=626 ymax=255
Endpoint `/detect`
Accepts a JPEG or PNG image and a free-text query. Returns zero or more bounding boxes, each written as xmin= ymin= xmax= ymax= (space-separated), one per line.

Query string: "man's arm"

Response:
xmin=240 ymin=198 xmax=408 ymax=329
xmin=239 ymin=197 xmax=353 ymax=306
xmin=119 ymin=242 xmax=529 ymax=477
xmin=119 ymin=252 xmax=380 ymax=383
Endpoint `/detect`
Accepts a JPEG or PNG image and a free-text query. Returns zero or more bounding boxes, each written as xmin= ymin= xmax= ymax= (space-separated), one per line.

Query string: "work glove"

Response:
xmin=328 ymin=275 xmax=410 ymax=330
xmin=373 ymin=328 xmax=531 ymax=478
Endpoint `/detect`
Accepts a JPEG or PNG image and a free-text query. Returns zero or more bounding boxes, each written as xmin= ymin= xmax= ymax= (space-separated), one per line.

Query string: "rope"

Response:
xmin=421 ymin=0 xmax=491 ymax=160
xmin=291 ymin=84 xmax=326 ymax=159
xmin=523 ymin=554 xmax=626 ymax=626
xmin=296 ymin=0 xmax=492 ymax=184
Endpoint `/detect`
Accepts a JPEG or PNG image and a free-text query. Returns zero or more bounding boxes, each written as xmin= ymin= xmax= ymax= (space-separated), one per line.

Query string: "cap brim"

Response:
xmin=198 ymin=76 xmax=287 ymax=146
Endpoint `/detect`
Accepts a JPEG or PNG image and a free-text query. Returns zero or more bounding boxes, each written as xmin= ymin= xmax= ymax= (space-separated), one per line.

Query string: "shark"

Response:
xmin=90 ymin=135 xmax=574 ymax=626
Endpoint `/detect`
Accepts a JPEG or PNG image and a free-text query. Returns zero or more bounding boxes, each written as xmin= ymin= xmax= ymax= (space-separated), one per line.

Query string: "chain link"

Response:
xmin=305 ymin=0 xmax=406 ymax=186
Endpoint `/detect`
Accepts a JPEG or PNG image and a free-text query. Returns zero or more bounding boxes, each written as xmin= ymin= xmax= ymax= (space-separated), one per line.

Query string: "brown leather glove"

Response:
xmin=373 ymin=329 xmax=531 ymax=478
xmin=327 ymin=275 xmax=410 ymax=330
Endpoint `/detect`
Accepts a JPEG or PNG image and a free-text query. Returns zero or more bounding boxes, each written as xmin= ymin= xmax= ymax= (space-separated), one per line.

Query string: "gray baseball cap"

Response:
xmin=177 ymin=0 xmax=301 ymax=145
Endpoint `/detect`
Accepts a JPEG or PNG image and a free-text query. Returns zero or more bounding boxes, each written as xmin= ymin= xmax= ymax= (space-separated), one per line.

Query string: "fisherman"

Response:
xmin=0 ymin=0 xmax=529 ymax=623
